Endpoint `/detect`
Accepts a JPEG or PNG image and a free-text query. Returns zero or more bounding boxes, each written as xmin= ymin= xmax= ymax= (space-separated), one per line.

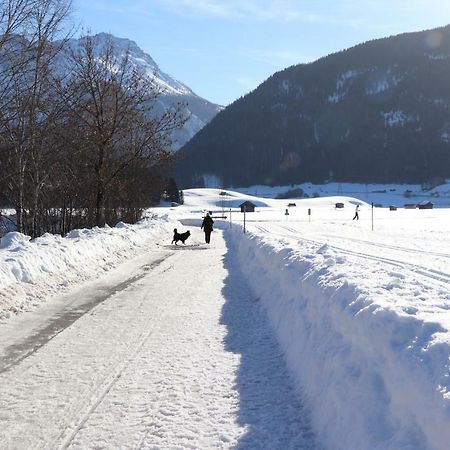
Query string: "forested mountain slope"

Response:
xmin=178 ymin=25 xmax=450 ymax=187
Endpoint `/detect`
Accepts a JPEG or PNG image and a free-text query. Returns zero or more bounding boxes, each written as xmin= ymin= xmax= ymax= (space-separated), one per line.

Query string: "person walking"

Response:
xmin=201 ymin=212 xmax=214 ymax=244
xmin=353 ymin=204 xmax=360 ymax=220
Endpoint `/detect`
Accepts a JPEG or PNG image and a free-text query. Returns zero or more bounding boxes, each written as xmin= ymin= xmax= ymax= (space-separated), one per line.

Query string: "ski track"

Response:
xmin=0 ymin=229 xmax=317 ymax=449
xmin=322 ymin=233 xmax=450 ymax=259
xmin=252 ymin=223 xmax=450 ymax=291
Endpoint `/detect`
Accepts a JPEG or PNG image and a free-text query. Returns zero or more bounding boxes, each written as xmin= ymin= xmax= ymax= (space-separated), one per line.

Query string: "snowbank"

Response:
xmin=0 ymin=216 xmax=174 ymax=320
xmin=226 ymin=226 xmax=450 ymax=450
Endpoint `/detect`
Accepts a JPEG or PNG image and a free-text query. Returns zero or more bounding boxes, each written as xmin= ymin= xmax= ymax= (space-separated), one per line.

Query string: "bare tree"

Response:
xmin=0 ymin=0 xmax=34 ymax=48
xmin=0 ymin=1 xmax=36 ymax=216
xmin=0 ymin=18 xmax=186 ymax=236
xmin=59 ymin=33 xmax=187 ymax=227
xmin=0 ymin=0 xmax=72 ymax=235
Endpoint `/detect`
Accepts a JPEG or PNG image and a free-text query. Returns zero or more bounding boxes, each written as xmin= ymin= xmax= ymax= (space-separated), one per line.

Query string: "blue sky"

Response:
xmin=73 ymin=0 xmax=450 ymax=106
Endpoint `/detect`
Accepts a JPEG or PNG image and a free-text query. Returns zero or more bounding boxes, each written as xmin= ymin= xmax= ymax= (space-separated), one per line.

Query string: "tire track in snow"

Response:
xmin=0 ymin=249 xmax=177 ymax=449
xmin=61 ymin=239 xmax=243 ymax=449
xmin=57 ymin=306 xmax=169 ymax=449
xmin=322 ymin=233 xmax=450 ymax=259
xmin=49 ymin=253 xmax=177 ymax=449
xmin=252 ymin=224 xmax=450 ymax=289
xmin=0 ymin=229 xmax=319 ymax=449
xmin=58 ymin=230 xmax=319 ymax=449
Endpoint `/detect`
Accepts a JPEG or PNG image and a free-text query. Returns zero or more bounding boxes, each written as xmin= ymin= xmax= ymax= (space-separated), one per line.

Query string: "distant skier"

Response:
xmin=201 ymin=212 xmax=214 ymax=244
xmin=353 ymin=204 xmax=360 ymax=220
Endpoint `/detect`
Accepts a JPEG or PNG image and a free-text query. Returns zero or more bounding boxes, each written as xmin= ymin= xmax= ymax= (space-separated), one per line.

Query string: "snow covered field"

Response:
xmin=234 ymin=180 xmax=450 ymax=208
xmin=1 ymin=188 xmax=450 ymax=449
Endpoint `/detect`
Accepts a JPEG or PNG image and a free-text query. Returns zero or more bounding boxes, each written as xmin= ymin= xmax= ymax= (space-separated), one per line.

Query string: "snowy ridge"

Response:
xmin=227 ymin=223 xmax=450 ymax=450
xmin=235 ymin=181 xmax=450 ymax=208
xmin=66 ymin=33 xmax=193 ymax=97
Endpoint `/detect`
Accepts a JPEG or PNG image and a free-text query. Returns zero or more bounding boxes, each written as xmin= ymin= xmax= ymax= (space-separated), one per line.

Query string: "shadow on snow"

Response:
xmin=220 ymin=234 xmax=319 ymax=450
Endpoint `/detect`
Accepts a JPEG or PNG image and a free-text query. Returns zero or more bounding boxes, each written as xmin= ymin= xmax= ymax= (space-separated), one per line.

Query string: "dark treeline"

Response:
xmin=0 ymin=0 xmax=186 ymax=237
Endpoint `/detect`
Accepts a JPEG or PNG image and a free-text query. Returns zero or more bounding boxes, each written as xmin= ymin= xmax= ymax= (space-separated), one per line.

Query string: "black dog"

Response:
xmin=172 ymin=228 xmax=191 ymax=245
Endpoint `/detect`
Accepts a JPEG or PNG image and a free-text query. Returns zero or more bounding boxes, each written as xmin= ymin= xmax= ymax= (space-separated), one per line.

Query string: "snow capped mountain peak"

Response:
xmin=97 ymin=32 xmax=158 ymax=67
xmin=67 ymin=32 xmax=194 ymax=97
xmin=63 ymin=33 xmax=221 ymax=147
xmin=97 ymin=33 xmax=195 ymax=97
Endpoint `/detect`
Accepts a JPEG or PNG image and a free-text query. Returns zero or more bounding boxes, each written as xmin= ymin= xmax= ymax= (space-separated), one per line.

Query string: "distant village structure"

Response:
xmin=239 ymin=201 xmax=256 ymax=213
xmin=417 ymin=201 xmax=434 ymax=209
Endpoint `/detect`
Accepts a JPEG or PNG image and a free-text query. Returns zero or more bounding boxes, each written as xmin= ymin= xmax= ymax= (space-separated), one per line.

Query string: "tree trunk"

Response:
xmin=16 ymin=161 xmax=25 ymax=233
xmin=95 ymin=183 xmax=105 ymax=227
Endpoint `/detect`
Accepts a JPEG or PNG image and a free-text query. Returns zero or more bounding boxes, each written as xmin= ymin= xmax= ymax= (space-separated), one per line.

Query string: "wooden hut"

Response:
xmin=417 ymin=201 xmax=434 ymax=210
xmin=239 ymin=201 xmax=256 ymax=213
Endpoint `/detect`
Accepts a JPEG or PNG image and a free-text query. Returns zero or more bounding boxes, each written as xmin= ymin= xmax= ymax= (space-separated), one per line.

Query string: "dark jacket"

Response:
xmin=201 ymin=215 xmax=214 ymax=232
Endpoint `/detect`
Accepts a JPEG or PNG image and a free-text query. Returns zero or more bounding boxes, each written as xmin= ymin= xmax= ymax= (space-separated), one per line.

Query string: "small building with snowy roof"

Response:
xmin=239 ymin=201 xmax=256 ymax=213
xmin=417 ymin=201 xmax=434 ymax=209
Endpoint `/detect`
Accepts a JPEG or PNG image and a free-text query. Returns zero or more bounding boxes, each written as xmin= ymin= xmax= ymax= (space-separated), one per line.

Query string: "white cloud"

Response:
xmin=78 ymin=0 xmax=450 ymax=32
xmin=153 ymin=0 xmax=397 ymax=29
xmin=160 ymin=0 xmax=231 ymax=18
xmin=156 ymin=0 xmax=338 ymax=23
xmin=77 ymin=0 xmax=154 ymax=17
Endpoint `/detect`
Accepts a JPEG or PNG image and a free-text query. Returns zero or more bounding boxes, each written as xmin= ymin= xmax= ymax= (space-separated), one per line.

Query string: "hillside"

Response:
xmin=177 ymin=25 xmax=450 ymax=186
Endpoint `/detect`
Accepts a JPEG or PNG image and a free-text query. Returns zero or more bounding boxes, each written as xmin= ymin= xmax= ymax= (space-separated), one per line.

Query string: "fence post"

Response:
xmin=371 ymin=202 xmax=374 ymax=231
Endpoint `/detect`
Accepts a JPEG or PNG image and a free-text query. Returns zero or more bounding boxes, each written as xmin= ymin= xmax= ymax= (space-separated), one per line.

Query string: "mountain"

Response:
xmin=177 ymin=25 xmax=450 ymax=187
xmin=64 ymin=33 xmax=222 ymax=149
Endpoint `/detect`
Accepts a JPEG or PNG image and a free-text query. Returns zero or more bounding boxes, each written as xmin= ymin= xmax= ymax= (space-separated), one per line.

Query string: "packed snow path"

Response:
xmin=0 ymin=229 xmax=317 ymax=449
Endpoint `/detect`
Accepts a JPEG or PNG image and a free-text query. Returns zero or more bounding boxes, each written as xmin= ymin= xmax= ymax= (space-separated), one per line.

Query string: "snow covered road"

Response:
xmin=4 ymin=187 xmax=450 ymax=449
xmin=0 ymin=229 xmax=317 ymax=449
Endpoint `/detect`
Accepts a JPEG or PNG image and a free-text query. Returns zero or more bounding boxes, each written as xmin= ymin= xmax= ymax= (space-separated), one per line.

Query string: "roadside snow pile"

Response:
xmin=0 ymin=216 xmax=173 ymax=320
xmin=226 ymin=227 xmax=450 ymax=450
xmin=0 ymin=232 xmax=31 ymax=249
